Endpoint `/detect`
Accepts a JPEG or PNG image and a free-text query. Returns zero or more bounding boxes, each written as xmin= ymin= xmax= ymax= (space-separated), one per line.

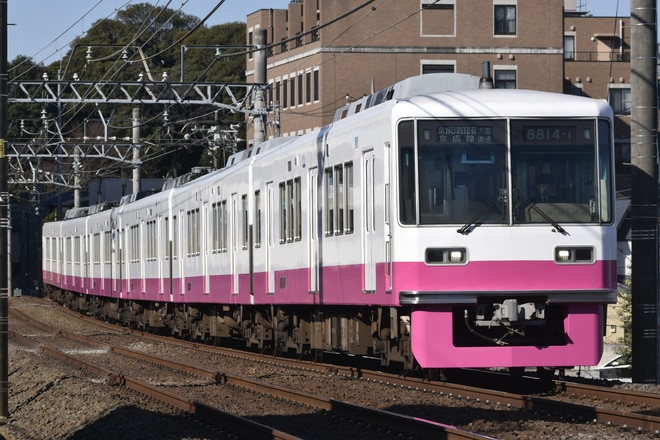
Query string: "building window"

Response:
xmin=494 ymin=4 xmax=516 ymax=36
xmin=283 ymin=79 xmax=288 ymax=108
xmin=422 ymin=63 xmax=455 ymax=74
xmin=609 ymin=87 xmax=631 ymax=115
xmin=290 ymin=76 xmax=296 ymax=108
xmin=494 ymin=69 xmax=517 ymax=89
xmin=421 ymin=0 xmax=455 ymax=36
xmin=313 ymin=69 xmax=320 ymax=101
xmin=564 ymin=34 xmax=576 ymax=60
xmin=275 ymin=80 xmax=281 ymax=106
xmin=306 ymin=70 xmax=312 ymax=104
xmin=248 ymin=31 xmax=253 ymax=59
xmin=297 ymin=72 xmax=304 ymax=106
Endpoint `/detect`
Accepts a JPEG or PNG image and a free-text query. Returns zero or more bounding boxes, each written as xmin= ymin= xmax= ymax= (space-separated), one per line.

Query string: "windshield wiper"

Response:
xmin=519 ymin=195 xmax=567 ymax=234
xmin=457 ymin=192 xmax=505 ymax=235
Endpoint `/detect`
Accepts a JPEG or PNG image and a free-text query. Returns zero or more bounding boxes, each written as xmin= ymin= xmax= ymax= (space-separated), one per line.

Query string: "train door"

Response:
xmin=309 ymin=167 xmax=320 ymax=292
xmin=363 ymin=150 xmax=376 ymax=292
xmin=203 ymin=202 xmax=209 ymax=294
xmin=231 ymin=193 xmax=239 ymax=294
xmin=177 ymin=211 xmax=184 ymax=295
xmin=158 ymin=216 xmax=164 ymax=295
xmin=265 ymin=182 xmax=275 ymax=293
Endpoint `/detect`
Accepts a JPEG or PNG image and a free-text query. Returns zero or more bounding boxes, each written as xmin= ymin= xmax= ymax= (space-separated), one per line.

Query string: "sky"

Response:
xmin=7 ymin=0 xmax=291 ymax=63
xmin=6 ymin=0 xmax=636 ymax=64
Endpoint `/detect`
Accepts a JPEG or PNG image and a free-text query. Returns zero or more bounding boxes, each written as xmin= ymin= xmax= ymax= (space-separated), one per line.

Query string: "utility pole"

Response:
xmin=630 ymin=0 xmax=659 ymax=384
xmin=132 ymin=108 xmax=141 ymax=194
xmin=252 ymin=29 xmax=267 ymax=146
xmin=0 ymin=0 xmax=9 ymax=420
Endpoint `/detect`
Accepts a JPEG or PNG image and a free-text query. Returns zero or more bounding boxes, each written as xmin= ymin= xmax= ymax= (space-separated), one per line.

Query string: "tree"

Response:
xmin=10 ymin=3 xmax=247 ymax=190
xmin=615 ymin=280 xmax=632 ymax=365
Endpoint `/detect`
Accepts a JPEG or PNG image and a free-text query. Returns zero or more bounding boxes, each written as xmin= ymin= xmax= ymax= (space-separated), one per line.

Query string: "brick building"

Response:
xmin=246 ymin=0 xmax=635 ymax=169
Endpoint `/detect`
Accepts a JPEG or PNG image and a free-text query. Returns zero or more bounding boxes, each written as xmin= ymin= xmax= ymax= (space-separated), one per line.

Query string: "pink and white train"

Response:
xmin=42 ymin=73 xmax=618 ymax=372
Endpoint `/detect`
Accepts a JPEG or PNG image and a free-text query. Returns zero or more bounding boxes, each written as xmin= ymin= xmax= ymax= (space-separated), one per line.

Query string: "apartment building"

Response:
xmin=246 ymin=0 xmax=634 ymax=164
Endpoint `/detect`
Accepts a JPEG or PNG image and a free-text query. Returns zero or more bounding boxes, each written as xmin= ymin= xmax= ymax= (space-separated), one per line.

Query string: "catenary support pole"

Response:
xmin=133 ymin=107 xmax=141 ymax=194
xmin=0 ymin=0 xmax=9 ymax=419
xmin=252 ymin=29 xmax=267 ymax=146
xmin=630 ymin=0 xmax=659 ymax=384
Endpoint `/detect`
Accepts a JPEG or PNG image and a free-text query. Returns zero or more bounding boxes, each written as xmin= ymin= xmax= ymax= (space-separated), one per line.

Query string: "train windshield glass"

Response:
xmin=398 ymin=119 xmax=508 ymax=225
xmin=511 ymin=119 xmax=611 ymax=224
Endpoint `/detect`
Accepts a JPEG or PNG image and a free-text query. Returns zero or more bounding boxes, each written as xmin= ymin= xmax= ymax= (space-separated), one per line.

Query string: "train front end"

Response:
xmin=392 ymin=90 xmax=618 ymax=369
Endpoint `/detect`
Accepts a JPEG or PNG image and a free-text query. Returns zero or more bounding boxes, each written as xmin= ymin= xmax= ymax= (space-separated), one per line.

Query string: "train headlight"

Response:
xmin=425 ymin=247 xmax=467 ymax=265
xmin=450 ymin=250 xmax=464 ymax=262
xmin=556 ymin=249 xmax=571 ymax=262
xmin=555 ymin=247 xmax=594 ymax=263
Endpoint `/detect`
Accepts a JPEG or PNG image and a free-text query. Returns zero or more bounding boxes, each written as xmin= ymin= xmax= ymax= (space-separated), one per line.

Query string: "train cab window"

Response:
xmin=398 ymin=119 xmax=508 ymax=225
xmin=511 ymin=119 xmax=611 ymax=224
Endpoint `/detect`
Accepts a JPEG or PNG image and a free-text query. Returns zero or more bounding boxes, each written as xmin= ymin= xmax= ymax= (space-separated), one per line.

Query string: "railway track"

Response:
xmin=10 ymin=300 xmax=488 ymax=440
xmin=10 ymin=296 xmax=659 ymax=438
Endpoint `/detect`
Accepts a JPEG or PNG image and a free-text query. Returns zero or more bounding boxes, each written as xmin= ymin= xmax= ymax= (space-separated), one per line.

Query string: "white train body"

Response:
xmin=43 ymin=74 xmax=617 ymax=370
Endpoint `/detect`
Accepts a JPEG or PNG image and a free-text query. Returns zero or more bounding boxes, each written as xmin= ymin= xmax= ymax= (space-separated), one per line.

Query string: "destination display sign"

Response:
xmin=511 ymin=120 xmax=594 ymax=146
xmin=418 ymin=120 xmax=506 ymax=146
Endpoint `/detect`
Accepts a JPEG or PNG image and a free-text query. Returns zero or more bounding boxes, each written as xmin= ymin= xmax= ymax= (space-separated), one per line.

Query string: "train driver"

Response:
xmin=532 ymin=173 xmax=555 ymax=203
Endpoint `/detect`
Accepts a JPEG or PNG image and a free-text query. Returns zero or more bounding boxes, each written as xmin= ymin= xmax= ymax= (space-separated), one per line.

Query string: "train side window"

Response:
xmin=164 ymin=216 xmax=170 ymax=259
xmin=93 ymin=233 xmax=101 ymax=265
xmin=186 ymin=209 xmax=200 ymax=256
xmin=287 ymin=181 xmax=294 ymax=242
xmin=255 ymin=190 xmax=262 ymax=247
xmin=397 ymin=121 xmax=415 ymax=224
xmin=345 ymin=162 xmax=354 ymax=233
xmin=242 ymin=195 xmax=248 ymax=249
xmin=279 ymin=182 xmax=287 ymax=243
xmin=130 ymin=225 xmax=140 ymax=263
xmin=294 ymin=178 xmax=302 ymax=241
xmin=598 ymin=120 xmax=613 ymax=223
xmin=104 ymin=231 xmax=111 ymax=264
xmin=325 ymin=168 xmax=334 ymax=235
xmin=334 ymin=165 xmax=344 ymax=235
xmin=211 ymin=204 xmax=218 ymax=253
xmin=172 ymin=215 xmax=178 ymax=259
xmin=146 ymin=220 xmax=157 ymax=261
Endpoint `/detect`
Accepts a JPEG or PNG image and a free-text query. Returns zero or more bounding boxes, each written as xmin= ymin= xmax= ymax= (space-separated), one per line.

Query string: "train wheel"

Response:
xmin=422 ymin=368 xmax=446 ymax=382
xmin=537 ymin=367 xmax=556 ymax=383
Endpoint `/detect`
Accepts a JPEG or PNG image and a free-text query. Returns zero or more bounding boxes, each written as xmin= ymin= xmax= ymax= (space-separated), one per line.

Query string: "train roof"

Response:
xmin=333 ymin=73 xmax=480 ymax=122
xmin=399 ymin=88 xmax=613 ymax=118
